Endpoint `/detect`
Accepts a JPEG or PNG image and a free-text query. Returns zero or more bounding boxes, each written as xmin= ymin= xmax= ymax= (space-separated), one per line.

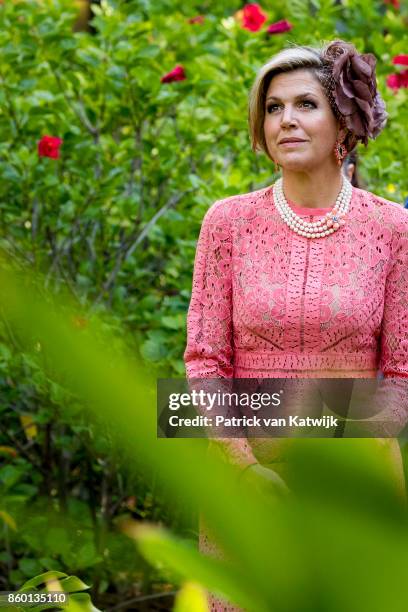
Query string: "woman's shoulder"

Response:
xmin=353 ymin=187 xmax=408 ymax=229
xmin=203 ymin=185 xmax=272 ymax=225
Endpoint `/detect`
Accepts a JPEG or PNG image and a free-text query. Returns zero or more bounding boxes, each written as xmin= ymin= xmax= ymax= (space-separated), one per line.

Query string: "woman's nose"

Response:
xmin=280 ymin=105 xmax=297 ymax=127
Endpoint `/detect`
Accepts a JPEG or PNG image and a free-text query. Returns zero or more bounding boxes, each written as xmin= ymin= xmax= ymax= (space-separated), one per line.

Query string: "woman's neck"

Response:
xmin=281 ymin=166 xmax=344 ymax=209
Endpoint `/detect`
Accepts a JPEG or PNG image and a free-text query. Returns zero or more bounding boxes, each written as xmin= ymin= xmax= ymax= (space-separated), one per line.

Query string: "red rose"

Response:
xmin=392 ymin=54 xmax=408 ymax=66
xmin=267 ymin=19 xmax=293 ymax=35
xmin=160 ymin=64 xmax=186 ymax=84
xmin=386 ymin=69 xmax=408 ymax=91
xmin=386 ymin=74 xmax=400 ymax=90
xmin=38 ymin=135 xmax=62 ymax=159
xmin=384 ymin=0 xmax=400 ymax=7
xmin=400 ymin=71 xmax=408 ymax=86
xmin=241 ymin=4 xmax=267 ymax=32
xmin=187 ymin=15 xmax=205 ymax=24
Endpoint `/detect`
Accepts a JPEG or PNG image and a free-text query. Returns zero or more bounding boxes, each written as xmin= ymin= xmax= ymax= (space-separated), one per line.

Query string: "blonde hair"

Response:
xmin=248 ymin=43 xmax=351 ymax=158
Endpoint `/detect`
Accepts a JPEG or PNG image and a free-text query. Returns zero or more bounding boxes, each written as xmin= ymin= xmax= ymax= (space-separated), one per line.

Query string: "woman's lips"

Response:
xmin=279 ymin=140 xmax=307 ymax=147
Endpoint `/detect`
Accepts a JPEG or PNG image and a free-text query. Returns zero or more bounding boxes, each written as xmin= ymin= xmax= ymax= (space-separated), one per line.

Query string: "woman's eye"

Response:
xmin=266 ymin=100 xmax=316 ymax=113
xmin=300 ymin=100 xmax=316 ymax=108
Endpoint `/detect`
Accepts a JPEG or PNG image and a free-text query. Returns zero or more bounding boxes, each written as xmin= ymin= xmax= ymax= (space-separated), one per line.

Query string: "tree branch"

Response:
xmin=92 ymin=187 xmax=196 ymax=305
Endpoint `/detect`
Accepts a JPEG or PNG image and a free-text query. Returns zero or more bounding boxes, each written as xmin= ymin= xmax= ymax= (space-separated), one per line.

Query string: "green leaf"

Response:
xmin=0 ymin=465 xmax=23 ymax=488
xmin=173 ymin=582 xmax=208 ymax=612
xmin=136 ymin=45 xmax=160 ymax=59
xmin=20 ymin=571 xmax=68 ymax=591
xmin=67 ymin=593 xmax=102 ymax=612
xmin=140 ymin=338 xmax=167 ymax=362
xmin=18 ymin=558 xmax=43 ymax=578
xmin=128 ymin=524 xmax=261 ymax=612
xmin=161 ymin=315 xmax=184 ymax=330
xmin=59 ymin=576 xmax=91 ymax=593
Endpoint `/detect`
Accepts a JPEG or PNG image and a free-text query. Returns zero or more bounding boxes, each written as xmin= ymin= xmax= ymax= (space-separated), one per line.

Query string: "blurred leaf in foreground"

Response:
xmin=173 ymin=580 xmax=208 ymax=612
xmin=1 ymin=263 xmax=408 ymax=611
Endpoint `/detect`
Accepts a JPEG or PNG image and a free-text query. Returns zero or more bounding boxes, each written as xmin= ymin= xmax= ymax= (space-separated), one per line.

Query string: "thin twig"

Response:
xmin=1 ymin=236 xmax=34 ymax=266
xmin=0 ymin=69 xmax=21 ymax=137
xmin=44 ymin=194 xmax=99 ymax=289
xmin=50 ymin=66 xmax=99 ymax=137
xmin=106 ymin=591 xmax=178 ymax=612
xmin=125 ymin=189 xmax=193 ymax=260
xmin=92 ymin=188 xmax=196 ymax=305
xmin=125 ymin=123 xmax=144 ymax=199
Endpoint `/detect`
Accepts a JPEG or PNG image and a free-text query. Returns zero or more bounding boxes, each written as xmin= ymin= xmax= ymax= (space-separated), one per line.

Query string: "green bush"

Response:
xmin=0 ymin=0 xmax=406 ymax=607
xmin=1 ymin=247 xmax=408 ymax=612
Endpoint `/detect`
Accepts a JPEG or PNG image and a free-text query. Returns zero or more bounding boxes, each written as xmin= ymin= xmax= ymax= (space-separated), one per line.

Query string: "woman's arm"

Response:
xmin=374 ymin=217 xmax=408 ymax=436
xmin=184 ymin=200 xmax=258 ymax=469
xmin=350 ymin=214 xmax=408 ymax=437
xmin=184 ymin=200 xmax=234 ymax=379
xmin=379 ymin=219 xmax=408 ymax=379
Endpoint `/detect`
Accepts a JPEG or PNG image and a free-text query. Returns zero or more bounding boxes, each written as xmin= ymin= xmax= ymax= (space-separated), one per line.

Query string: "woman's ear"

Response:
xmin=336 ymin=116 xmax=348 ymax=143
xmin=337 ymin=125 xmax=348 ymax=144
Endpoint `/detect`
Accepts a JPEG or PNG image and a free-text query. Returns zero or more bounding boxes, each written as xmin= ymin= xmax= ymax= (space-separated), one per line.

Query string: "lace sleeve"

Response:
xmin=184 ymin=201 xmax=257 ymax=468
xmin=365 ymin=217 xmax=408 ymax=436
xmin=184 ymin=201 xmax=234 ymax=378
xmin=379 ymin=219 xmax=408 ymax=378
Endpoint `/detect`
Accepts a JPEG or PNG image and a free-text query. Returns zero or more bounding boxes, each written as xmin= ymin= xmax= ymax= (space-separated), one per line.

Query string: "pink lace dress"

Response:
xmin=184 ymin=184 xmax=408 ymax=611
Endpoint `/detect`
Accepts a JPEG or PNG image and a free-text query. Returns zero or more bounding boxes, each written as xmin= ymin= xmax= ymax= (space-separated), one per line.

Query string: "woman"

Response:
xmin=184 ymin=40 xmax=408 ymax=611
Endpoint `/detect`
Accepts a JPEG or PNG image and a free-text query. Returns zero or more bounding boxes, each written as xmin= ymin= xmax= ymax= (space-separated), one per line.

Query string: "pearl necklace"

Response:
xmin=273 ymin=177 xmax=352 ymax=239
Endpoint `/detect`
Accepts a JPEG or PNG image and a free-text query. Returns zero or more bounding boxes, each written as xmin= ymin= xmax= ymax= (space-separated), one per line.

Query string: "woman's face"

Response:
xmin=263 ymin=68 xmax=344 ymax=172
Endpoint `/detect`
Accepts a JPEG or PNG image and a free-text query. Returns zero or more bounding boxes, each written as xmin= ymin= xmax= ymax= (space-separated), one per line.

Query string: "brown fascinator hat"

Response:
xmin=322 ymin=40 xmax=388 ymax=149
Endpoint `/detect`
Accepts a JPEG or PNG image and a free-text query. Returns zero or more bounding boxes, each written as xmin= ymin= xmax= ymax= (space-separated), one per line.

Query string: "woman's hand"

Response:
xmin=240 ymin=463 xmax=290 ymax=498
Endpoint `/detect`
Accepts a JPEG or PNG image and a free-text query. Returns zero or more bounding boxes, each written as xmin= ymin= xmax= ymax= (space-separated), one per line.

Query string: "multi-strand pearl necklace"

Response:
xmin=273 ymin=177 xmax=352 ymax=239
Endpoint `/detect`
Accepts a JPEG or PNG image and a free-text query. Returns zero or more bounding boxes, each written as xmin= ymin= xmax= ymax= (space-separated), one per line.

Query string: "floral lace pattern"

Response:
xmin=184 ymin=185 xmax=408 ymax=380
xmin=184 ymin=184 xmax=408 ymax=611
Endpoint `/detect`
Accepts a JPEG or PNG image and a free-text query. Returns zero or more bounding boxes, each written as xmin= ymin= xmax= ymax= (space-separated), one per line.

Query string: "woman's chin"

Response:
xmin=278 ymin=157 xmax=329 ymax=173
xmin=279 ymin=160 xmax=311 ymax=172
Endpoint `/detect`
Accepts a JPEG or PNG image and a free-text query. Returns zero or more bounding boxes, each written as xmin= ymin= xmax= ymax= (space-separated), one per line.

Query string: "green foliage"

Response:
xmin=0 ymin=0 xmax=405 ymax=379
xmin=1 ymin=256 xmax=408 ymax=612
xmin=0 ymin=570 xmax=100 ymax=612
xmin=0 ymin=0 xmax=406 ymax=608
xmin=173 ymin=581 xmax=208 ymax=612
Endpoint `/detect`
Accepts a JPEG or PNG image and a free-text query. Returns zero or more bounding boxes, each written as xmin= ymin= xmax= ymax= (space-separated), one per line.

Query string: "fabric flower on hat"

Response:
xmin=325 ymin=42 xmax=388 ymax=145
xmin=267 ymin=19 xmax=293 ymax=35
xmin=160 ymin=65 xmax=186 ymax=84
xmin=241 ymin=4 xmax=267 ymax=32
xmin=38 ymin=135 xmax=62 ymax=159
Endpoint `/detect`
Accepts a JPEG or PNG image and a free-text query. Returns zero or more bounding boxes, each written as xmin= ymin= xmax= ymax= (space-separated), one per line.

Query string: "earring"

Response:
xmin=273 ymin=158 xmax=280 ymax=173
xmin=334 ymin=141 xmax=347 ymax=166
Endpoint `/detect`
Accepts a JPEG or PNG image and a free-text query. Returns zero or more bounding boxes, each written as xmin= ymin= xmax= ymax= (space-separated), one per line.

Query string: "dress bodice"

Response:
xmin=184 ymin=185 xmax=408 ymax=381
